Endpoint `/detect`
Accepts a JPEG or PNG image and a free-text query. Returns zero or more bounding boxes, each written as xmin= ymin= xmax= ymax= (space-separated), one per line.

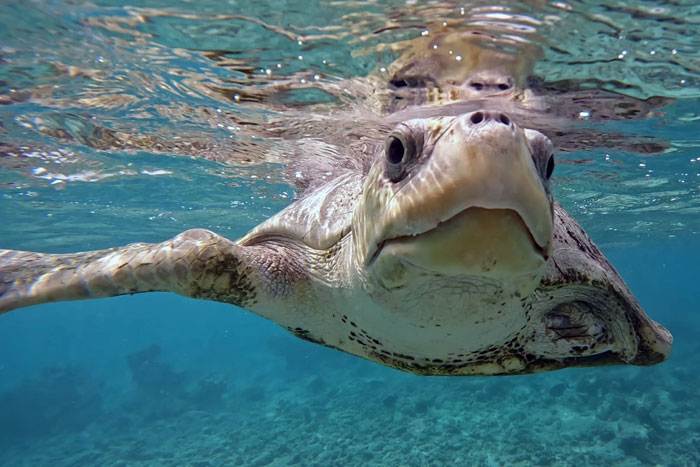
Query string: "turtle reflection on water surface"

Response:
xmin=228 ymin=28 xmax=670 ymax=156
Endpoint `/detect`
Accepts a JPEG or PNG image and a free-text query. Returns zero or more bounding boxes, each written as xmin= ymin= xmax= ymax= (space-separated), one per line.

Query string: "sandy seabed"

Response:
xmin=1 ymin=338 xmax=698 ymax=467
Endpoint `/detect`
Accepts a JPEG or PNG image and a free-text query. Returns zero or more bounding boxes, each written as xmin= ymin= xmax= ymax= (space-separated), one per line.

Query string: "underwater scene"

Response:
xmin=1 ymin=0 xmax=700 ymax=465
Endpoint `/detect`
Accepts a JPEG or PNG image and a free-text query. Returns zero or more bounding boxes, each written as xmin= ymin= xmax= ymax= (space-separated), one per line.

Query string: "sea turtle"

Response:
xmin=0 ymin=110 xmax=672 ymax=375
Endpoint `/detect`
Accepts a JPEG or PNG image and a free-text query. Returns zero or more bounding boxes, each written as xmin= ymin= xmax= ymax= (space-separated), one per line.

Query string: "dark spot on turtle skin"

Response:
xmin=189 ymin=251 xmax=257 ymax=307
xmin=290 ymin=327 xmax=326 ymax=346
xmin=360 ymin=343 xmax=636 ymax=376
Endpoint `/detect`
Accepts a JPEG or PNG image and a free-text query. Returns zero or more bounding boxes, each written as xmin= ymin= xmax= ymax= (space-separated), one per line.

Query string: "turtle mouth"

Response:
xmin=369 ymin=206 xmax=550 ymax=272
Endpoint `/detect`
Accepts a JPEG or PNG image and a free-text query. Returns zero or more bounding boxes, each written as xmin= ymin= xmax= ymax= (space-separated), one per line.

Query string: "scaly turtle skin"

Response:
xmin=0 ymin=111 xmax=671 ymax=375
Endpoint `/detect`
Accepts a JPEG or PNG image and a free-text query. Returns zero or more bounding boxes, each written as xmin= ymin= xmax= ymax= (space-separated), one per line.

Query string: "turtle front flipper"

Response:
xmin=0 ymin=229 xmax=281 ymax=313
xmin=524 ymin=202 xmax=673 ymax=371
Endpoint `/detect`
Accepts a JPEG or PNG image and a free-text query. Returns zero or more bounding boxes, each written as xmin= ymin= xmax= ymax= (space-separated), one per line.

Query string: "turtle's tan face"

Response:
xmin=353 ymin=112 xmax=554 ymax=288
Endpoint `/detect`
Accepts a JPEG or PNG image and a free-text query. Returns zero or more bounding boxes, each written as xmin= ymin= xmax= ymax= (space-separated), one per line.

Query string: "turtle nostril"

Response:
xmin=499 ymin=113 xmax=511 ymax=125
xmin=470 ymin=112 xmax=484 ymax=125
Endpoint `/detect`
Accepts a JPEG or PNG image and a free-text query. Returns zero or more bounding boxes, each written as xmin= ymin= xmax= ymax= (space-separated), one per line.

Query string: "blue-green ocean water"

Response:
xmin=2 ymin=1 xmax=700 ymax=465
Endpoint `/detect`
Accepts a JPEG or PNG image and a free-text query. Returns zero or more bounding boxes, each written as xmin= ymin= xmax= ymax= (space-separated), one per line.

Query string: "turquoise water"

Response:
xmin=2 ymin=1 xmax=700 ymax=465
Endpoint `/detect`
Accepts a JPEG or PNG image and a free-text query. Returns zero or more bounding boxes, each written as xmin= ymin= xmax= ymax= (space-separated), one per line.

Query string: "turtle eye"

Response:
xmin=389 ymin=76 xmax=430 ymax=89
xmin=545 ymin=154 xmax=555 ymax=179
xmin=384 ymin=133 xmax=416 ymax=182
xmin=524 ymin=128 xmax=554 ymax=183
xmin=390 ymin=78 xmax=409 ymax=88
xmin=386 ymin=137 xmax=405 ymax=165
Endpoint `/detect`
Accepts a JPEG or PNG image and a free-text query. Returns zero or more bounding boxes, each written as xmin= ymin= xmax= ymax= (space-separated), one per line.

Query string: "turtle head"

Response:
xmin=353 ymin=111 xmax=554 ymax=292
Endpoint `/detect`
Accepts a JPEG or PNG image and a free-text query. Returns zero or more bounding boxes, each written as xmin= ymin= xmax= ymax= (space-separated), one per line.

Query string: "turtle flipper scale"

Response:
xmin=0 ymin=229 xmax=265 ymax=313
